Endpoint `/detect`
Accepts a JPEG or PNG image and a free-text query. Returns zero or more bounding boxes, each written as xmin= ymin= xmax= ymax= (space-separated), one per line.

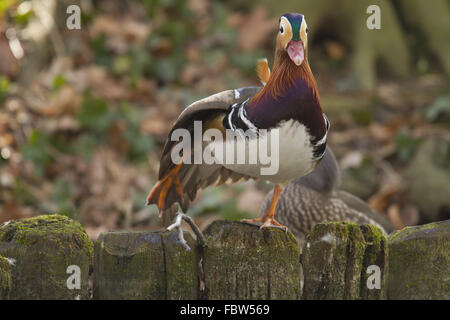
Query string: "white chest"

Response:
xmin=269 ymin=119 xmax=315 ymax=183
xmin=218 ymin=119 xmax=316 ymax=184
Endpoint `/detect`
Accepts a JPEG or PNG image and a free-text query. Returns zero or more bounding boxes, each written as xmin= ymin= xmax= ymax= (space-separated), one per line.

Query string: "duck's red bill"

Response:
xmin=287 ymin=40 xmax=304 ymax=66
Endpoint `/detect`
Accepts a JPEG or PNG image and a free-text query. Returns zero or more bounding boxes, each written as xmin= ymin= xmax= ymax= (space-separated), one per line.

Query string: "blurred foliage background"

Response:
xmin=0 ymin=0 xmax=449 ymax=239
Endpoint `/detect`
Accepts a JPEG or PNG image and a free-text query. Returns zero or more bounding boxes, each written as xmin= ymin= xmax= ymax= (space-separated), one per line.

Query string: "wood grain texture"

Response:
xmin=202 ymin=220 xmax=301 ymax=299
xmin=93 ymin=230 xmax=198 ymax=300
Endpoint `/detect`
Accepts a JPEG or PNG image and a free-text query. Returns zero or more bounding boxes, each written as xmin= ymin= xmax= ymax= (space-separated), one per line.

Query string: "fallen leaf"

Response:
xmin=387 ymin=204 xmax=404 ymax=230
xmin=238 ymin=7 xmax=276 ymax=52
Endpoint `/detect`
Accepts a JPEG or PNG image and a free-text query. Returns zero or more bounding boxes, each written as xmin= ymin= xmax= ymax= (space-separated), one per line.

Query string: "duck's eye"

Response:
xmin=280 ymin=26 xmax=284 ymax=34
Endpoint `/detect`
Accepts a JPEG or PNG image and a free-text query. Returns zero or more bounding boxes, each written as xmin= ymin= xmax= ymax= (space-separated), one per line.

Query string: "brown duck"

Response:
xmin=260 ymin=146 xmax=394 ymax=247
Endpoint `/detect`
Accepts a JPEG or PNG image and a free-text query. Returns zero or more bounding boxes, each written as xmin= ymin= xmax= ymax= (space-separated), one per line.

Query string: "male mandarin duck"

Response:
xmin=260 ymin=146 xmax=394 ymax=247
xmin=146 ymin=13 xmax=329 ymax=230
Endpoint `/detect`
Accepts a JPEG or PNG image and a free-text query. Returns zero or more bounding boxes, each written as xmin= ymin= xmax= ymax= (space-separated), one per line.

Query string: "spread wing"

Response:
xmin=159 ymin=86 xmax=261 ymax=177
xmin=149 ymin=86 xmax=262 ymax=221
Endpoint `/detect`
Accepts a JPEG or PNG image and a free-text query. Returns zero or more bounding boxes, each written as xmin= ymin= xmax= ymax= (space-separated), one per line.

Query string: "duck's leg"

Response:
xmin=167 ymin=213 xmax=191 ymax=251
xmin=242 ymin=184 xmax=287 ymax=231
xmin=167 ymin=212 xmax=207 ymax=251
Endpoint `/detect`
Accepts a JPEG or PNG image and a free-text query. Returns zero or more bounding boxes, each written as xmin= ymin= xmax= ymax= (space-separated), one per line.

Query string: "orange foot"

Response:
xmin=241 ymin=184 xmax=287 ymax=231
xmin=241 ymin=215 xmax=287 ymax=231
xmin=146 ymin=163 xmax=184 ymax=216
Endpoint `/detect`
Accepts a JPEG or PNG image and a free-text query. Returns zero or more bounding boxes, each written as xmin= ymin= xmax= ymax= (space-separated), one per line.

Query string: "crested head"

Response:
xmin=250 ymin=13 xmax=319 ymax=105
xmin=277 ymin=13 xmax=308 ymax=66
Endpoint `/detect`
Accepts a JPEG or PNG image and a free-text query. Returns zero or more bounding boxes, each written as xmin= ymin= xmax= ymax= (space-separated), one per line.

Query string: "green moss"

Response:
xmin=307 ymin=221 xmax=363 ymax=239
xmin=93 ymin=230 xmax=197 ymax=300
xmin=359 ymin=224 xmax=388 ymax=300
xmin=94 ymin=233 xmax=165 ymax=299
xmin=0 ymin=255 xmax=12 ymax=299
xmin=302 ymin=222 xmax=388 ymax=300
xmin=161 ymin=231 xmax=198 ymax=300
xmin=387 ymin=220 xmax=449 ymax=299
xmin=0 ymin=214 xmax=92 ymax=256
xmin=203 ymin=220 xmax=301 ymax=299
xmin=389 ymin=221 xmax=445 ymax=242
xmin=0 ymin=214 xmax=93 ymax=299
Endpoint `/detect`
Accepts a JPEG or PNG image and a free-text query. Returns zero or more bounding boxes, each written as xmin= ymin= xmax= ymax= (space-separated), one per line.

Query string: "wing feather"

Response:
xmin=158 ymin=86 xmax=261 ymax=177
xmin=153 ymin=86 xmax=261 ymax=219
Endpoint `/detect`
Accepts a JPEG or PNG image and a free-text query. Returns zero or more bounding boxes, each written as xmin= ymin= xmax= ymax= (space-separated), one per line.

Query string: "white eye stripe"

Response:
xmin=279 ymin=19 xmax=286 ymax=34
xmin=300 ymin=19 xmax=308 ymax=42
xmin=279 ymin=16 xmax=290 ymax=36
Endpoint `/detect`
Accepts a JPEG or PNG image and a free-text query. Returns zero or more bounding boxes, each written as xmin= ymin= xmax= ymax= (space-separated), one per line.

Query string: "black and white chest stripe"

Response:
xmin=311 ymin=113 xmax=330 ymax=160
xmin=223 ymin=94 xmax=329 ymax=160
xmin=223 ymin=98 xmax=257 ymax=134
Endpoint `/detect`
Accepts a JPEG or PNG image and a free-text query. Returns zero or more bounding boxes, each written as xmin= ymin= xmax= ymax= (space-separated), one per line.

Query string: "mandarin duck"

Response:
xmin=260 ymin=146 xmax=394 ymax=247
xmin=146 ymin=13 xmax=329 ymax=231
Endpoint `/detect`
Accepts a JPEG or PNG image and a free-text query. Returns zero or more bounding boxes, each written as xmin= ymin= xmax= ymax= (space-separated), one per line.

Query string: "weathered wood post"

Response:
xmin=202 ymin=220 xmax=301 ymax=299
xmin=302 ymin=222 xmax=388 ymax=300
xmin=0 ymin=255 xmax=12 ymax=299
xmin=0 ymin=214 xmax=92 ymax=300
xmin=93 ymin=230 xmax=198 ymax=299
xmin=387 ymin=220 xmax=450 ymax=299
xmin=359 ymin=224 xmax=388 ymax=300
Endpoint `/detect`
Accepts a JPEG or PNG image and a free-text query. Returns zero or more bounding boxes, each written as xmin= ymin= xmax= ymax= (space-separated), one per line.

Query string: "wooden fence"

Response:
xmin=0 ymin=214 xmax=448 ymax=300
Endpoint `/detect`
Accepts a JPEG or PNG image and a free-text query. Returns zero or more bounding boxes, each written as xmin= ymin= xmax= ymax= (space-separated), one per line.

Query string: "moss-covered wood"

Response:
xmin=0 ymin=214 xmax=92 ymax=300
xmin=162 ymin=231 xmax=199 ymax=299
xmin=202 ymin=220 xmax=301 ymax=300
xmin=387 ymin=220 xmax=450 ymax=300
xmin=0 ymin=255 xmax=12 ymax=299
xmin=93 ymin=229 xmax=197 ymax=300
xmin=359 ymin=224 xmax=388 ymax=300
xmin=302 ymin=222 xmax=387 ymax=300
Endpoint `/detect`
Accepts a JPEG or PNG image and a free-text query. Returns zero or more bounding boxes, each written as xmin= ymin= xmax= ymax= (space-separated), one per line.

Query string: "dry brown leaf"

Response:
xmin=369 ymin=123 xmax=394 ymax=142
xmin=238 ymin=7 xmax=276 ymax=52
xmin=41 ymin=86 xmax=82 ymax=116
xmin=340 ymin=151 xmax=364 ymax=169
xmin=68 ymin=66 xmax=129 ymax=100
xmin=368 ymin=159 xmax=402 ymax=212
xmin=90 ymin=14 xmax=151 ymax=53
xmin=227 ymin=12 xmax=245 ymax=28
xmin=368 ymin=184 xmax=400 ymax=213
xmin=0 ymin=133 xmax=14 ymax=147
xmin=387 ymin=204 xmax=404 ymax=230
xmin=324 ymin=40 xmax=345 ymax=60
xmin=399 ymin=205 xmax=420 ymax=226
xmin=0 ymin=203 xmax=34 ymax=224
xmin=38 ymin=115 xmax=79 ymax=132
xmin=0 ymin=33 xmax=18 ymax=78
xmin=237 ymin=182 xmax=265 ymax=214
xmin=188 ymin=0 xmax=209 ymax=16
xmin=140 ymin=116 xmax=169 ymax=136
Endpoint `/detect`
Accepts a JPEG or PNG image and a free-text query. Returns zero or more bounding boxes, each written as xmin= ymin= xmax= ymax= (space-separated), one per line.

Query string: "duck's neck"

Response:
xmin=247 ymin=49 xmax=325 ymax=137
xmin=252 ymin=49 xmax=320 ymax=104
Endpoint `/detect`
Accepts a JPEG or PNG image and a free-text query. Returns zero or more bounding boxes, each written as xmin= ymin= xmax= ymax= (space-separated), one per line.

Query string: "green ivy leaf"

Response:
xmin=395 ymin=131 xmax=420 ymax=163
xmin=77 ymin=93 xmax=116 ymax=133
xmin=52 ymin=74 xmax=67 ymax=91
xmin=20 ymin=131 xmax=52 ymax=177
